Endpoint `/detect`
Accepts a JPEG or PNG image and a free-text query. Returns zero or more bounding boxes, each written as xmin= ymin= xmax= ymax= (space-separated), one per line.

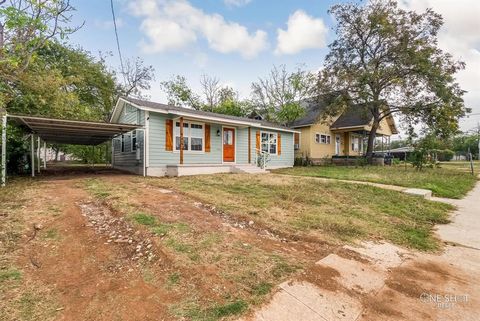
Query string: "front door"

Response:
xmin=335 ymin=134 xmax=341 ymax=155
xmin=223 ymin=128 xmax=235 ymax=162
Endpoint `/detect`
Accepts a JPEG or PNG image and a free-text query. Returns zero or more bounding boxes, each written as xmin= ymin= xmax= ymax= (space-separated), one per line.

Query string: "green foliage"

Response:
xmin=319 ymin=0 xmax=468 ymax=157
xmin=251 ymin=64 xmax=315 ymax=125
xmin=160 ymin=75 xmax=202 ymax=109
xmin=452 ymin=134 xmax=479 ymax=158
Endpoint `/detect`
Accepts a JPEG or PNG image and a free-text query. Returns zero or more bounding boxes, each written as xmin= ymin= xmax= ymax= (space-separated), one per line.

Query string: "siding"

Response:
xmin=148 ymin=112 xmax=293 ymax=168
xmin=112 ymin=102 xmax=145 ymax=174
xmin=148 ymin=113 xmax=223 ymax=166
xmin=250 ymin=127 xmax=294 ymax=168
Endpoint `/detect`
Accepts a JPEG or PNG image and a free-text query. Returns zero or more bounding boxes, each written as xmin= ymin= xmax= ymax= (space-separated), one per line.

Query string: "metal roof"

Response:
xmin=8 ymin=114 xmax=140 ymax=145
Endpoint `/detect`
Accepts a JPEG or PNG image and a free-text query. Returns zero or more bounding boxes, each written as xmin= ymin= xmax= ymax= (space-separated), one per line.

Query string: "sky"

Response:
xmin=68 ymin=0 xmax=480 ymax=134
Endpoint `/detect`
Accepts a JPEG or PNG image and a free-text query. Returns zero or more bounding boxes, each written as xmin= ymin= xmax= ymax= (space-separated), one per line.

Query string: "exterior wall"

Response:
xmin=147 ymin=112 xmax=294 ymax=173
xmin=376 ymin=117 xmax=394 ymax=136
xmin=148 ymin=113 xmax=223 ymax=167
xmin=295 ymin=118 xmax=394 ymax=160
xmin=112 ymin=102 xmax=145 ymax=175
xmin=250 ymin=127 xmax=294 ymax=169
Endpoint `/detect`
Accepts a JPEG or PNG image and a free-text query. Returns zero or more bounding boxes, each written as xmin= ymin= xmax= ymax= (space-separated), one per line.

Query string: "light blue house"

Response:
xmin=109 ymin=97 xmax=297 ymax=176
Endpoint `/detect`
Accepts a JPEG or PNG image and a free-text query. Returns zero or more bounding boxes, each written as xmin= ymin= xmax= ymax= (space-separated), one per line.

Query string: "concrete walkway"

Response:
xmin=243 ymin=182 xmax=480 ymax=321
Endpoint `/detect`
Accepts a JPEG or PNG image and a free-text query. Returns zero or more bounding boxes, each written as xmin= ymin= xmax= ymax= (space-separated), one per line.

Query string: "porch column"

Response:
xmin=31 ymin=134 xmax=35 ymax=177
xmin=179 ymin=117 xmax=184 ymax=165
xmin=1 ymin=112 xmax=7 ymax=187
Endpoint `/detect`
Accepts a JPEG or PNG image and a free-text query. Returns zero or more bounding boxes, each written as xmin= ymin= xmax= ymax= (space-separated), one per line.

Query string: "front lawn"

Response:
xmin=273 ymin=165 xmax=478 ymax=199
xmin=151 ymin=174 xmax=452 ymax=251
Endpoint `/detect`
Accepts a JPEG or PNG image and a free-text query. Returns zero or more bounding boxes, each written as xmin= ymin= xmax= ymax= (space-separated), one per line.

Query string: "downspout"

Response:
xmin=143 ymin=111 xmax=149 ymax=177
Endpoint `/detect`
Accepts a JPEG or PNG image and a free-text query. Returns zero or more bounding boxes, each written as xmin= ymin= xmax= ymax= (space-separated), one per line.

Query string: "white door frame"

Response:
xmin=335 ymin=134 xmax=341 ymax=155
xmin=221 ymin=126 xmax=237 ymax=164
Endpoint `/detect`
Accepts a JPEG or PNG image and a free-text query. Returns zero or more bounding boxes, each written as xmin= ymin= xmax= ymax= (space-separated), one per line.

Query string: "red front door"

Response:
xmin=223 ymin=128 xmax=235 ymax=162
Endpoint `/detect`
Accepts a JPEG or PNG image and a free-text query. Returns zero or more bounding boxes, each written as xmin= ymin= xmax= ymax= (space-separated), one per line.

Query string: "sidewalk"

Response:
xmin=243 ymin=182 xmax=480 ymax=321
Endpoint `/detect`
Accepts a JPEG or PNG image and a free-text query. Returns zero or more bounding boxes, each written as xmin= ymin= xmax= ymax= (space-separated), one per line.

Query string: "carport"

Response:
xmin=1 ymin=111 xmax=140 ymax=187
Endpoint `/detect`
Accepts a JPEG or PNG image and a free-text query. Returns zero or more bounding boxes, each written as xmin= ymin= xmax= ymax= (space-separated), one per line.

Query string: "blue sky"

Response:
xmin=69 ymin=0 xmax=480 ymax=133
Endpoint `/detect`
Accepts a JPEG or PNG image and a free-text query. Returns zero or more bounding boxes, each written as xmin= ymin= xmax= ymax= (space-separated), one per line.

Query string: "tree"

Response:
xmin=160 ymin=74 xmax=252 ymax=117
xmin=160 ymin=75 xmax=201 ymax=109
xmin=0 ymin=0 xmax=81 ymax=107
xmin=318 ymin=0 xmax=468 ymax=160
xmin=119 ymin=57 xmax=155 ymax=99
xmin=200 ymin=74 xmax=220 ymax=112
xmin=251 ymin=65 xmax=316 ymax=125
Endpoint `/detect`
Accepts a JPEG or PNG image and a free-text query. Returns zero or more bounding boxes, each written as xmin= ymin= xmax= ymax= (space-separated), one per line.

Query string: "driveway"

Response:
xmin=245 ymin=181 xmax=480 ymax=321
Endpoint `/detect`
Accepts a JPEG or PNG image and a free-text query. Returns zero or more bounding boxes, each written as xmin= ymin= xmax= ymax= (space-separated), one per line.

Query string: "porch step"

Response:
xmin=231 ymin=165 xmax=267 ymax=174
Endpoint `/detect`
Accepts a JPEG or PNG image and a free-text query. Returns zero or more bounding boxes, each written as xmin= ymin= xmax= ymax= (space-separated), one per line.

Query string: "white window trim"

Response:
xmin=315 ymin=133 xmax=331 ymax=145
xmin=351 ymin=134 xmax=362 ymax=152
xmin=260 ymin=131 xmax=278 ymax=156
xmin=173 ymin=119 xmax=205 ymax=154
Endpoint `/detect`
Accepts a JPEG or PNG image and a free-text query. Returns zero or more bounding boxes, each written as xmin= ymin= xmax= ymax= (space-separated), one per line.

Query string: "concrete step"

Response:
xmin=231 ymin=165 xmax=267 ymax=174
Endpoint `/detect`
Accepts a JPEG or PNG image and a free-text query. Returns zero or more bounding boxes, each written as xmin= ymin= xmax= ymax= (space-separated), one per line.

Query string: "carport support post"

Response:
xmin=1 ymin=113 xmax=7 ymax=187
xmin=31 ymin=134 xmax=35 ymax=177
xmin=179 ymin=117 xmax=184 ymax=165
xmin=43 ymin=141 xmax=47 ymax=169
xmin=37 ymin=136 xmax=40 ymax=173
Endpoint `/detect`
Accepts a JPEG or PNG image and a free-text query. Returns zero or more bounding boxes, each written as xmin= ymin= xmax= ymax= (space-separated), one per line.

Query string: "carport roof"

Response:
xmin=8 ymin=114 xmax=140 ymax=145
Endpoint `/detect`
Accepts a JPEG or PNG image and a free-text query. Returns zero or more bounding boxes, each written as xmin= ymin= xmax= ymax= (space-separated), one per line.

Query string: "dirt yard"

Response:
xmin=0 ymin=168 xmax=478 ymax=321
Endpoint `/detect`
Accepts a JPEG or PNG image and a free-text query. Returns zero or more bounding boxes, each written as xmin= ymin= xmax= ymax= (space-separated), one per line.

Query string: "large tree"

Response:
xmin=0 ymin=0 xmax=80 ymax=107
xmin=251 ymin=65 xmax=316 ymax=125
xmin=318 ymin=0 xmax=468 ymax=160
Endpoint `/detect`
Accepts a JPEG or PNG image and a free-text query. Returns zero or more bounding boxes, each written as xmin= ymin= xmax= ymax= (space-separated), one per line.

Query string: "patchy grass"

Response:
xmin=0 ymin=268 xmax=22 ymax=282
xmin=0 ymin=179 xmax=61 ymax=321
xmin=83 ymin=177 xmax=302 ymax=321
xmin=273 ymin=165 xmax=477 ymax=199
xmin=152 ymin=174 xmax=452 ymax=251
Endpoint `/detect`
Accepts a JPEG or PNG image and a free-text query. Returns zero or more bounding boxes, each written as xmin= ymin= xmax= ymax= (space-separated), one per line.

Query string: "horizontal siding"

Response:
xmin=118 ymin=102 xmax=144 ymax=125
xmin=148 ymin=113 xmax=223 ymax=166
xmin=250 ymin=127 xmax=294 ymax=168
xmin=112 ymin=129 xmax=144 ymax=174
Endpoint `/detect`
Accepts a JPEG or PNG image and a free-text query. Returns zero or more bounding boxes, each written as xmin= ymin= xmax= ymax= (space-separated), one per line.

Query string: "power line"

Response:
xmin=110 ymin=0 xmax=126 ymax=84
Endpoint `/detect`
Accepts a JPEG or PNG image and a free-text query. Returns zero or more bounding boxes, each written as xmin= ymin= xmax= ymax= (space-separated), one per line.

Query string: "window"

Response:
xmin=121 ymin=134 xmax=125 ymax=152
xmin=131 ymin=130 xmax=137 ymax=151
xmin=351 ymin=136 xmax=361 ymax=152
xmin=261 ymin=132 xmax=277 ymax=155
xmin=175 ymin=121 xmax=204 ymax=152
xmin=315 ymin=133 xmax=331 ymax=144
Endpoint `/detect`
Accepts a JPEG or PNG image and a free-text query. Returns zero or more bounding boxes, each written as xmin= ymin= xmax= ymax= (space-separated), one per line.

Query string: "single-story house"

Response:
xmin=109 ymin=97 xmax=298 ymax=176
xmin=291 ymin=98 xmax=398 ymax=164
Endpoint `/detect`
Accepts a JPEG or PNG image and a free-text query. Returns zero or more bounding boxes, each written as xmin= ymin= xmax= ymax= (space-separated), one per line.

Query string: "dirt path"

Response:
xmin=11 ymin=173 xmax=341 ymax=321
xmin=18 ymin=177 xmax=175 ymax=321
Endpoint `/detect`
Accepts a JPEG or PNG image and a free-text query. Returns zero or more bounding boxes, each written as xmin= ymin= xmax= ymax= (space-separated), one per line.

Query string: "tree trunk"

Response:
xmin=54 ymin=148 xmax=59 ymax=162
xmin=365 ymin=119 xmax=379 ymax=162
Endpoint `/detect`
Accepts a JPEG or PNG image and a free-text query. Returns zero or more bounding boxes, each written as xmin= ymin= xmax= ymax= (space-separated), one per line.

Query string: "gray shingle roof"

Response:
xmin=290 ymin=97 xmax=373 ymax=129
xmin=331 ymin=108 xmax=372 ymax=128
xmin=121 ymin=96 xmax=294 ymax=131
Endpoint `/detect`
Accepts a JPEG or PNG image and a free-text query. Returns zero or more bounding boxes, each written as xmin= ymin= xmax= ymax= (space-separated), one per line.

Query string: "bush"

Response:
xmin=433 ymin=149 xmax=455 ymax=161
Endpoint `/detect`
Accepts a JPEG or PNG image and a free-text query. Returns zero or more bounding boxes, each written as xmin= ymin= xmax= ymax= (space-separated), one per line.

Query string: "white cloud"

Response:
xmin=224 ymin=0 xmax=252 ymax=8
xmin=399 ymin=0 xmax=480 ymax=131
xmin=129 ymin=0 xmax=268 ymax=59
xmin=275 ymin=10 xmax=328 ymax=55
